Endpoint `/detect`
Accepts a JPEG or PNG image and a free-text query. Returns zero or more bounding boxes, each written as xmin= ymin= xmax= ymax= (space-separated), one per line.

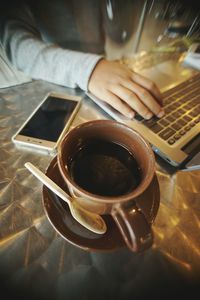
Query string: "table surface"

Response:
xmin=0 ymin=52 xmax=200 ymax=300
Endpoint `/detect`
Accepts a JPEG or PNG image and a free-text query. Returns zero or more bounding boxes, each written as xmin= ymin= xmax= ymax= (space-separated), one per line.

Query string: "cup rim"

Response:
xmin=57 ymin=120 xmax=155 ymax=204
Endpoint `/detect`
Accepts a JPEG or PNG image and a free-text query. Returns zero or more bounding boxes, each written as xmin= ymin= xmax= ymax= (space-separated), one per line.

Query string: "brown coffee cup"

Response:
xmin=57 ymin=120 xmax=157 ymax=252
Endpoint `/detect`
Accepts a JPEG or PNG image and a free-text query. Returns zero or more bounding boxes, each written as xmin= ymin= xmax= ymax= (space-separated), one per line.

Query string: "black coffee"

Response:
xmin=69 ymin=139 xmax=141 ymax=197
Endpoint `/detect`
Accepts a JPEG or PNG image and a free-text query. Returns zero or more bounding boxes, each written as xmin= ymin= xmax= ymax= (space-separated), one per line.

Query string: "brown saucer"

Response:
xmin=42 ymin=156 xmax=160 ymax=252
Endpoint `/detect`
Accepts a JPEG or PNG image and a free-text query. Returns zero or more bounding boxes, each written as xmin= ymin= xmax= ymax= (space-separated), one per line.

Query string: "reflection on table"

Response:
xmin=0 ymin=50 xmax=200 ymax=300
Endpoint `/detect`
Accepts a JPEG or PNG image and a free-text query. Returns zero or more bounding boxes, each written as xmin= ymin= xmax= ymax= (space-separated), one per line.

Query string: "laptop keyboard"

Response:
xmin=137 ymin=73 xmax=200 ymax=145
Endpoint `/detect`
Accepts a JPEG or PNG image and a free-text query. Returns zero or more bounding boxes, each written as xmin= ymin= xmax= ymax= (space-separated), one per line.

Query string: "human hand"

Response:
xmin=88 ymin=59 xmax=165 ymax=120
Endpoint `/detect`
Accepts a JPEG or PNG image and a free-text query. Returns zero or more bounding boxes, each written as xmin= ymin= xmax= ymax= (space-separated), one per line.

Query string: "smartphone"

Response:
xmin=12 ymin=92 xmax=81 ymax=155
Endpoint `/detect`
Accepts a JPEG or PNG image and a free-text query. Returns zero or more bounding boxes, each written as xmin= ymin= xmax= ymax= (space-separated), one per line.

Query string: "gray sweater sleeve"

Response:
xmin=1 ymin=5 xmax=103 ymax=91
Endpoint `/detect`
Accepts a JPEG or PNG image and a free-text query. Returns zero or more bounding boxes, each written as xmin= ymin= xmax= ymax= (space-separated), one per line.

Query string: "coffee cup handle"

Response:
xmin=111 ymin=204 xmax=153 ymax=252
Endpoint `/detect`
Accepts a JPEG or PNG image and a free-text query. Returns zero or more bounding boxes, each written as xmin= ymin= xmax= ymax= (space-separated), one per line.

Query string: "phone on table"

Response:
xmin=12 ymin=92 xmax=81 ymax=155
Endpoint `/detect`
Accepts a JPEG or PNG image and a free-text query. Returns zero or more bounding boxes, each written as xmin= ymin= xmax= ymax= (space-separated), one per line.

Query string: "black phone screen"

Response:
xmin=19 ymin=96 xmax=79 ymax=142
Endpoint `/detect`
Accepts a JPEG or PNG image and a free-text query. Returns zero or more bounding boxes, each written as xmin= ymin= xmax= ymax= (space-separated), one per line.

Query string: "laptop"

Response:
xmin=86 ymin=59 xmax=200 ymax=171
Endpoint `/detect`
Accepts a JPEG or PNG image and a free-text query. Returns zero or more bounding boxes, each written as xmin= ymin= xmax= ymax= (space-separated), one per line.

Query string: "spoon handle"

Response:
xmin=25 ymin=162 xmax=107 ymax=235
xmin=25 ymin=162 xmax=71 ymax=205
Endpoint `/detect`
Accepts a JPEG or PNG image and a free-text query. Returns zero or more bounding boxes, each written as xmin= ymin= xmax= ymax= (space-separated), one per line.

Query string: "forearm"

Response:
xmin=1 ymin=4 xmax=164 ymax=119
xmin=2 ymin=18 xmax=102 ymax=91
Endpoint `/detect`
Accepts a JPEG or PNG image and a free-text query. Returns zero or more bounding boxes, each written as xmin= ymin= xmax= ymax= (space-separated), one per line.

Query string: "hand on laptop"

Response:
xmin=88 ymin=59 xmax=165 ymax=120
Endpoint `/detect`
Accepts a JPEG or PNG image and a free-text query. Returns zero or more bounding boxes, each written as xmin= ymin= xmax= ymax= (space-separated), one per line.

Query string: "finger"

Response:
xmin=122 ymin=79 xmax=165 ymax=118
xmin=131 ymin=72 xmax=163 ymax=105
xmin=103 ymin=91 xmax=135 ymax=119
xmin=111 ymin=84 xmax=154 ymax=119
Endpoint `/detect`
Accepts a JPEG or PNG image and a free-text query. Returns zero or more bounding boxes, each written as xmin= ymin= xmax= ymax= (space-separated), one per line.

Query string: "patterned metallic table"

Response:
xmin=0 ymin=78 xmax=200 ymax=300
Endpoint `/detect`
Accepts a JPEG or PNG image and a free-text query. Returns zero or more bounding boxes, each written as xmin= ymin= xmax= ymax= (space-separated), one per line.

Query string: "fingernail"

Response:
xmin=145 ymin=112 xmax=153 ymax=120
xmin=157 ymin=109 xmax=165 ymax=118
xmin=128 ymin=111 xmax=135 ymax=119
